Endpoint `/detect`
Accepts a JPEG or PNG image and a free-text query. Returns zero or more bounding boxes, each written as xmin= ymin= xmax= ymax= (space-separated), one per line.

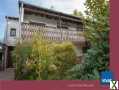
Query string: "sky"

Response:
xmin=0 ymin=0 xmax=86 ymax=42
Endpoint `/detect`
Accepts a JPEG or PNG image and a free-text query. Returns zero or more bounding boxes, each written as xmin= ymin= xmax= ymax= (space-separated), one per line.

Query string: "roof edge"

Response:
xmin=5 ymin=16 xmax=19 ymax=20
xmin=19 ymin=1 xmax=82 ymax=21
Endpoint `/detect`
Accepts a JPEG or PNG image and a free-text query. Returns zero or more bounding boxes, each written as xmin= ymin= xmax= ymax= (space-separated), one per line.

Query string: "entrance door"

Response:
xmin=7 ymin=46 xmax=14 ymax=68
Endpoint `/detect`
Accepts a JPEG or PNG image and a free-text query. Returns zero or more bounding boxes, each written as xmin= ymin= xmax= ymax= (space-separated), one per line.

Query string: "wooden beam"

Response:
xmin=24 ymin=8 xmax=82 ymax=23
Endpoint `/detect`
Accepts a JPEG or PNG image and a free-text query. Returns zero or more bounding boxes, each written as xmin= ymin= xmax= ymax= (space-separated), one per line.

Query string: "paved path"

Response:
xmin=0 ymin=68 xmax=15 ymax=80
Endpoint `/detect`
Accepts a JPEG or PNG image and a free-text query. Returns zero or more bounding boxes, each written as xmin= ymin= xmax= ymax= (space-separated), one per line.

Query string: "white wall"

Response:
xmin=5 ymin=19 xmax=19 ymax=46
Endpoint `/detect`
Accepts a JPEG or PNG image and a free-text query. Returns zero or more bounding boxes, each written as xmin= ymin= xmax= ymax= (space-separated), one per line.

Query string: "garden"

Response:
xmin=12 ymin=0 xmax=109 ymax=80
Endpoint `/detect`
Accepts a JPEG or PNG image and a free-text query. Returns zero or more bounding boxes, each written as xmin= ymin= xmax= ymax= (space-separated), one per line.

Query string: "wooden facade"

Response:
xmin=21 ymin=22 xmax=85 ymax=42
xmin=2 ymin=1 xmax=85 ymax=70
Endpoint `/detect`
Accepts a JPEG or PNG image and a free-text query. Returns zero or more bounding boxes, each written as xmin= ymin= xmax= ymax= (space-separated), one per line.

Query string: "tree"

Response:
xmin=73 ymin=9 xmax=83 ymax=17
xmin=84 ymin=0 xmax=109 ymax=71
xmin=68 ymin=0 xmax=109 ymax=80
xmin=50 ymin=5 xmax=54 ymax=10
xmin=73 ymin=9 xmax=78 ymax=16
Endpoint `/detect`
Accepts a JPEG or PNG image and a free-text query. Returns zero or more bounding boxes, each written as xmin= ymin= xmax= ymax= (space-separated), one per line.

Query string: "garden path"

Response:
xmin=0 ymin=68 xmax=14 ymax=80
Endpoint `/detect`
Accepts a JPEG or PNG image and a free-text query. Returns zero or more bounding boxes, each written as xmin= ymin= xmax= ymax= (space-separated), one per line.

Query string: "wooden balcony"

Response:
xmin=21 ymin=23 xmax=85 ymax=43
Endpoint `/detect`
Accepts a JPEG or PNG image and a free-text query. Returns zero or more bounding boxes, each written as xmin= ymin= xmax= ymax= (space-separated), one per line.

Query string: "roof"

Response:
xmin=5 ymin=16 xmax=19 ymax=20
xmin=19 ymin=1 xmax=82 ymax=23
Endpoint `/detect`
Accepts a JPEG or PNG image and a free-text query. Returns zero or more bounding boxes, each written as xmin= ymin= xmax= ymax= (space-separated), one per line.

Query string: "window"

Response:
xmin=10 ymin=28 xmax=16 ymax=37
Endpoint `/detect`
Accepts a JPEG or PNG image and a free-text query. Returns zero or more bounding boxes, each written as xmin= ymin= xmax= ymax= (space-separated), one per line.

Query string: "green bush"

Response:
xmin=52 ymin=42 xmax=77 ymax=79
xmin=12 ymin=35 xmax=77 ymax=80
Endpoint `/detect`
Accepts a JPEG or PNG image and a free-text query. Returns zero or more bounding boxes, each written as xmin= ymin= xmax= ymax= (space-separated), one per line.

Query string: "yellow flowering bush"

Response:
xmin=12 ymin=35 xmax=77 ymax=80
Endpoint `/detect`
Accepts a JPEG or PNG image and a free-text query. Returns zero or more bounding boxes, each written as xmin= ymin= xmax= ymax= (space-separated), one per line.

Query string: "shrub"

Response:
xmin=12 ymin=35 xmax=77 ymax=80
xmin=52 ymin=42 xmax=77 ymax=79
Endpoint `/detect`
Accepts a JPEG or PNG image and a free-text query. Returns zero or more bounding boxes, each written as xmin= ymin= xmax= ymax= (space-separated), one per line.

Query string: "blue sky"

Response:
xmin=0 ymin=0 xmax=86 ymax=41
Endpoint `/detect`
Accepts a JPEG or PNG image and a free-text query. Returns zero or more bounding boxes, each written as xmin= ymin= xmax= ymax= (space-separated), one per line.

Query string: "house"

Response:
xmin=2 ymin=1 xmax=85 ymax=70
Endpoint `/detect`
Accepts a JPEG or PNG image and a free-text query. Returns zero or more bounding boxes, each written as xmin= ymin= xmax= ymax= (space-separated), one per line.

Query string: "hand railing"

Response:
xmin=21 ymin=23 xmax=85 ymax=42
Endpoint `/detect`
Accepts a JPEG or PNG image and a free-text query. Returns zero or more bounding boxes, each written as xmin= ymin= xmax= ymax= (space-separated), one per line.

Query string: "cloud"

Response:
xmin=51 ymin=0 xmax=86 ymax=14
xmin=24 ymin=0 xmax=86 ymax=14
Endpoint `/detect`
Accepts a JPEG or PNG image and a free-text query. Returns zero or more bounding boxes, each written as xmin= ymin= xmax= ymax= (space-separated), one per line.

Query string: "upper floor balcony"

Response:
xmin=21 ymin=23 xmax=85 ymax=43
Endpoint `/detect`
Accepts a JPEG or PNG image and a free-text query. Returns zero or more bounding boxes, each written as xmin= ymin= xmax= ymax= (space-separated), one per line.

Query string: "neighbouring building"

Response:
xmin=2 ymin=1 xmax=86 ymax=70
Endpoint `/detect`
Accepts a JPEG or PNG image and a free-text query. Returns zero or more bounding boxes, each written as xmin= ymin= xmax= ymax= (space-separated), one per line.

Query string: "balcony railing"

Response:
xmin=21 ymin=23 xmax=85 ymax=42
